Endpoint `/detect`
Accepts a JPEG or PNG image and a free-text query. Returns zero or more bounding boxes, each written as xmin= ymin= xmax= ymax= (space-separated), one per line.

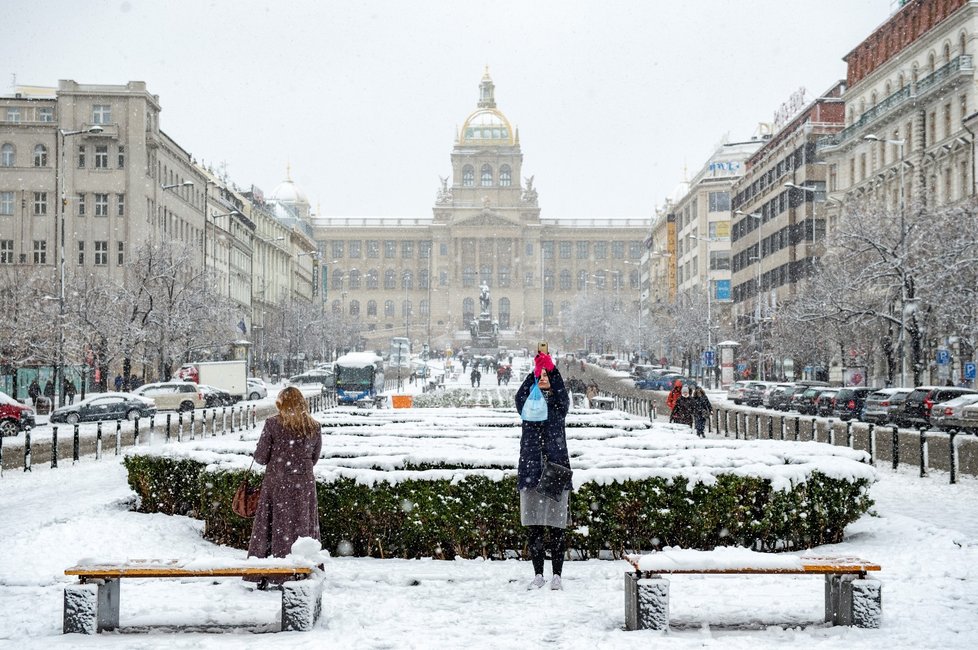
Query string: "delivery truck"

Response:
xmin=175 ymin=360 xmax=248 ymax=402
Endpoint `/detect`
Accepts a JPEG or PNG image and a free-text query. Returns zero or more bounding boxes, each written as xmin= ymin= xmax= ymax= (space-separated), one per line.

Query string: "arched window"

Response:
xmin=349 ymin=299 xmax=360 ymax=315
xmin=629 ymin=270 xmax=640 ymax=289
xmin=577 ymin=270 xmax=588 ymax=290
xmin=544 ymin=300 xmax=554 ymax=318
xmin=884 ymin=81 xmax=891 ymax=96
xmin=927 ymin=51 xmax=936 ymax=73
xmin=612 ymin=271 xmax=623 ymax=290
xmin=595 ymin=270 xmax=606 ymax=289
xmin=418 ymin=269 xmax=429 ymax=289
xmin=384 ymin=300 xmax=395 ymax=316
xmin=462 ymin=266 xmax=476 ymax=287
xmin=348 ymin=269 xmax=360 ymax=289
xmin=420 ymin=299 xmax=429 ymax=317
xmin=367 ymin=300 xmax=377 ymax=316
xmin=462 ymin=165 xmax=475 ymax=187
xmin=498 ymin=297 xmax=510 ymax=329
xmin=481 ymin=164 xmax=493 ymax=187
xmin=331 ymin=270 xmax=344 ymax=290
xmin=911 ymin=63 xmax=919 ymax=84
xmin=960 ymin=30 xmax=968 ymax=56
xmin=331 ymin=300 xmax=341 ymax=314
xmin=543 ymin=270 xmax=554 ymax=290
xmin=870 ymin=91 xmax=877 ymax=107
xmin=33 ymin=144 xmax=47 ymax=167
xmin=0 ymin=143 xmax=13 ymax=167
xmin=559 ymin=270 xmax=571 ymax=290
xmin=366 ymin=269 xmax=379 ymax=289
xmin=499 ymin=164 xmax=512 ymax=187
xmin=898 ymin=72 xmax=905 ymax=88
xmin=462 ymin=298 xmax=475 ymax=324
xmin=384 ymin=269 xmax=396 ymax=289
xmin=479 ymin=264 xmax=492 ymax=287
xmin=402 ymin=300 xmax=412 ymax=318
xmin=401 ymin=270 xmax=413 ymax=289
xmin=943 ymin=42 xmax=951 ymax=64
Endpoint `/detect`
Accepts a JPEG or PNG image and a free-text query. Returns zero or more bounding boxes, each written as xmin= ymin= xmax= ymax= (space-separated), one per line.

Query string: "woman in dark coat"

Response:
xmin=691 ymin=386 xmax=713 ymax=438
xmin=247 ymin=386 xmax=322 ymax=585
xmin=514 ymin=345 xmax=571 ymax=591
xmin=669 ymin=386 xmax=695 ymax=427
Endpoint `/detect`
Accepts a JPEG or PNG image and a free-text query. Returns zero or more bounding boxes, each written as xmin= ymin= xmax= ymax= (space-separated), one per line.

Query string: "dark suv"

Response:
xmin=831 ymin=387 xmax=880 ymax=421
xmin=896 ymin=386 xmax=977 ymax=428
xmin=0 ymin=390 xmax=36 ymax=436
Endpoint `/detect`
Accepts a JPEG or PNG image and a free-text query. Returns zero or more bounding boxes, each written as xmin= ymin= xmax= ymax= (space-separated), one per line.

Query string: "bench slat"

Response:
xmin=65 ymin=564 xmax=313 ymax=579
xmin=625 ymin=556 xmax=880 ymax=574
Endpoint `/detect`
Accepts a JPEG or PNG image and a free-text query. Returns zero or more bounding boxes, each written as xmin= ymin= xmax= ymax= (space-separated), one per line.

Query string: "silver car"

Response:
xmin=930 ymin=394 xmax=978 ymax=431
xmin=861 ymin=389 xmax=911 ymax=425
xmin=134 ymin=382 xmax=206 ymax=412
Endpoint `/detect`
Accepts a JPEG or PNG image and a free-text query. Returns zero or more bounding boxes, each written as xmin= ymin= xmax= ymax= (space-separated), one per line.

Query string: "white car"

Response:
xmin=246 ymin=378 xmax=268 ymax=401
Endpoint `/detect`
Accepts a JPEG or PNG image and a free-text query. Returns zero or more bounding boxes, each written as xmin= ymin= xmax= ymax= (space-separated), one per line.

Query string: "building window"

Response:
xmin=419 ymin=299 xmax=429 ymax=317
xmin=349 ymin=300 xmax=360 ymax=316
xmin=524 ymin=271 xmax=534 ymax=288
xmin=612 ymin=241 xmax=625 ymax=259
xmin=94 ymin=193 xmax=108 ymax=217
xmin=401 ymin=300 xmax=412 ymax=318
xmin=117 ymin=241 xmax=124 ymax=265
xmin=332 ymin=270 xmax=344 ymax=290
xmin=708 ymin=191 xmax=730 ymax=212
xmin=462 ymin=298 xmax=474 ymax=323
xmin=498 ymin=266 xmax=510 ymax=287
xmin=384 ymin=300 xmax=395 ymax=317
xmin=92 ymin=241 xmax=107 ymax=266
xmin=401 ymin=240 xmax=414 ymax=258
xmin=542 ymin=241 xmax=554 ymax=259
xmin=94 ymin=145 xmax=108 ymax=169
xmin=77 ymin=145 xmax=86 ymax=168
xmin=577 ymin=270 xmax=588 ymax=290
xmin=525 ymin=242 xmax=534 ymax=257
xmin=498 ymin=297 xmax=510 ymax=329
xmin=629 ymin=242 xmax=642 ymax=259
xmin=6 ymin=108 xmax=21 ymax=122
xmin=558 ymin=241 xmax=572 ymax=259
xmin=116 ymin=194 xmax=125 ymax=217
xmin=481 ymin=164 xmax=493 ymax=187
xmin=595 ymin=270 xmax=606 ymax=289
xmin=331 ymin=300 xmax=342 ymax=315
xmin=439 ymin=270 xmax=448 ymax=286
xmin=594 ymin=241 xmax=607 ymax=259
xmin=499 ymin=165 xmax=512 ymax=186
xmin=544 ymin=300 xmax=554 ymax=318
xmin=366 ymin=240 xmax=379 ymax=258
xmin=0 ymin=191 xmax=13 ymax=216
xmin=439 ymin=242 xmax=448 ymax=256
xmin=0 ymin=239 xmax=13 ymax=264
xmin=462 ymin=266 xmax=476 ymax=287
xmin=559 ymin=269 xmax=571 ymax=290
xmin=384 ymin=240 xmax=396 ymax=258
xmin=576 ymin=241 xmax=589 ymax=259
xmin=611 ymin=271 xmax=623 ymax=290
xmin=367 ymin=300 xmax=377 ymax=316
xmin=419 ymin=269 xmax=429 ymax=289
xmin=543 ymin=270 xmax=554 ymax=290
xmin=33 ymin=144 xmax=48 ymax=167
xmin=402 ymin=271 xmax=413 ymax=289
xmin=419 ymin=240 xmax=431 ymax=259
xmin=77 ymin=193 xmax=86 ymax=216
xmin=629 ymin=270 xmax=640 ymax=289
xmin=0 ymin=144 xmax=13 ymax=167
xmin=37 ymin=107 xmax=54 ymax=122
xmin=331 ymin=241 xmax=344 ymax=258
xmin=92 ymin=104 xmax=112 ymax=124
xmin=479 ymin=265 xmax=492 ymax=287
xmin=462 ymin=165 xmax=475 ymax=187
xmin=349 ymin=269 xmax=361 ymax=289
xmin=366 ymin=269 xmax=378 ymax=289
xmin=349 ymin=240 xmax=361 ymax=258
xmin=709 ymin=250 xmax=730 ymax=270
xmin=117 ymin=145 xmax=125 ymax=168
xmin=33 ymin=240 xmax=47 ymax=264
xmin=384 ymin=269 xmax=396 ymax=289
xmin=33 ymin=192 xmax=47 ymax=215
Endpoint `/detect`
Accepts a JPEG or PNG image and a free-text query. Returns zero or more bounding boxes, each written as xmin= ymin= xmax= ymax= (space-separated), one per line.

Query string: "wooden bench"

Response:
xmin=624 ymin=549 xmax=882 ymax=631
xmin=63 ymin=560 xmax=324 ymax=634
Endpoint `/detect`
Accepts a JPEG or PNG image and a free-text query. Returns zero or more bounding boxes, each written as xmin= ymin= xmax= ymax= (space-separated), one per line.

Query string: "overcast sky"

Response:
xmin=2 ymin=0 xmax=895 ymax=219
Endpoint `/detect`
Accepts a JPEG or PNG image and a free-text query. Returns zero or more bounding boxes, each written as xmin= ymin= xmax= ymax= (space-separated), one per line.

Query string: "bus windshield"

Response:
xmin=336 ymin=365 xmax=374 ymax=386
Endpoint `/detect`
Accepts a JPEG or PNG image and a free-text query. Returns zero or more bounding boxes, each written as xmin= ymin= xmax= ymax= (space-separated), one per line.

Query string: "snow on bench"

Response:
xmin=63 ymin=540 xmax=327 ymax=634
xmin=623 ymin=547 xmax=882 ymax=630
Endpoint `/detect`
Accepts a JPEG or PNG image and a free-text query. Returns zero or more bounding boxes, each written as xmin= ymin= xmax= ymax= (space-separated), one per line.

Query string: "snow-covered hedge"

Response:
xmin=123 ymin=408 xmax=876 ymax=558
xmin=411 ymin=388 xmax=515 ymax=408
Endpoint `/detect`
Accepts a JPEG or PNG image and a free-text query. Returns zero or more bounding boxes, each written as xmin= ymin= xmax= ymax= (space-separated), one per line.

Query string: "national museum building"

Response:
xmin=311 ymin=71 xmax=647 ymax=351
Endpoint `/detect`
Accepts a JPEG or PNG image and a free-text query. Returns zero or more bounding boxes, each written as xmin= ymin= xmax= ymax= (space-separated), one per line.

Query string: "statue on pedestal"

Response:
xmin=479 ymin=283 xmax=491 ymax=315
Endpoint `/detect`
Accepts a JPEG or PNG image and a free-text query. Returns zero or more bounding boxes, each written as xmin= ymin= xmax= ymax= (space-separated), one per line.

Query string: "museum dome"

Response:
xmin=459 ymin=68 xmax=516 ymax=146
xmin=269 ymin=165 xmax=309 ymax=205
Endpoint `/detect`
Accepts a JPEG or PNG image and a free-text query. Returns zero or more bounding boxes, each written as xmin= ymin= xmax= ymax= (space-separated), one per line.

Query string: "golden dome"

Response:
xmin=459 ymin=68 xmax=515 ymax=146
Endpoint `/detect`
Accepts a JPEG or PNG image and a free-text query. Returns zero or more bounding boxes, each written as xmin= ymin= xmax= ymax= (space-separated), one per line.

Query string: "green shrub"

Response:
xmin=125 ymin=455 xmax=872 ymax=558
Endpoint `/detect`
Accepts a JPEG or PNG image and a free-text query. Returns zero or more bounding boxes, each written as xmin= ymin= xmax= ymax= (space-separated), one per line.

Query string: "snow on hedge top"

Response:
xmin=136 ymin=406 xmax=877 ymax=491
xmin=335 ymin=352 xmax=382 ymax=368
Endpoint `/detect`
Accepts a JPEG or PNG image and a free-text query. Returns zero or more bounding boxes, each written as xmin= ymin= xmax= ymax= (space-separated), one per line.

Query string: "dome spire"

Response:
xmin=478 ymin=66 xmax=496 ymax=109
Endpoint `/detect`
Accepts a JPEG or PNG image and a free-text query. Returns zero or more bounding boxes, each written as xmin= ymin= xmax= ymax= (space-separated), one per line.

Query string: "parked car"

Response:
xmin=287 ymin=370 xmax=334 ymax=389
xmin=770 ymin=384 xmax=806 ymax=411
xmin=0 ymin=390 xmax=36 ymax=436
xmin=197 ymin=383 xmax=234 ymax=407
xmin=133 ymin=382 xmax=206 ymax=412
xmin=831 ymin=387 xmax=880 ymax=421
xmin=895 ymin=386 xmax=978 ymax=428
xmin=764 ymin=383 xmax=796 ymax=409
xmin=788 ymin=381 xmax=831 ymax=414
xmin=929 ymin=394 xmax=978 ymax=431
xmin=49 ymin=392 xmax=156 ymax=424
xmin=726 ymin=381 xmax=748 ymax=405
xmin=743 ymin=381 xmax=781 ymax=407
xmin=646 ymin=374 xmax=689 ymax=391
xmin=634 ymin=369 xmax=670 ymax=390
xmin=953 ymin=402 xmax=978 ymax=434
xmin=246 ymin=378 xmax=268 ymax=401
xmin=861 ymin=389 xmax=911 ymax=425
xmin=814 ymin=389 xmax=839 ymax=417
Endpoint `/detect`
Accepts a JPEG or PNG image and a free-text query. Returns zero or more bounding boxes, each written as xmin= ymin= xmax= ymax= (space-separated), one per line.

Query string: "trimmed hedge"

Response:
xmin=124 ymin=456 xmax=873 ymax=558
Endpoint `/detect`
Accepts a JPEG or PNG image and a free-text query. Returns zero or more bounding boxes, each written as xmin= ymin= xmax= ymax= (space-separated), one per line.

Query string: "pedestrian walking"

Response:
xmin=666 ymin=380 xmax=683 ymax=411
xmin=64 ymin=378 xmax=77 ymax=405
xmin=691 ymin=386 xmax=712 ymax=438
xmin=515 ymin=342 xmax=572 ymax=591
xmin=28 ymin=378 xmax=41 ymax=406
xmin=669 ymin=386 xmax=695 ymax=427
xmin=246 ymin=386 xmax=322 ymax=588
xmin=114 ymin=374 xmax=123 ymax=391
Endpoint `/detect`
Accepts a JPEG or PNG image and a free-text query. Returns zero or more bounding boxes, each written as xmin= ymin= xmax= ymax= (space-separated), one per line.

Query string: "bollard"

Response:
xmin=780 ymin=416 xmax=786 ymax=441
xmin=755 ymin=414 xmax=761 ymax=440
xmin=828 ymin=420 xmax=835 ymax=446
xmin=51 ymin=426 xmax=59 ymax=469
xmin=115 ymin=420 xmax=122 ymax=455
xmin=867 ymin=423 xmax=875 ymax=464
xmin=190 ymin=411 xmax=196 ymax=440
xmin=133 ymin=417 xmax=140 ymax=446
xmin=178 ymin=413 xmax=184 ymax=442
xmin=811 ymin=418 xmax=818 ymax=442
xmin=73 ymin=424 xmax=80 ymax=464
xmin=24 ymin=429 xmax=31 ymax=472
xmin=0 ymin=432 xmax=4 ymax=476
xmin=795 ymin=416 xmax=800 ymax=441
xmin=891 ymin=426 xmax=899 ymax=470
xmin=846 ymin=421 xmax=853 ymax=448
xmin=166 ymin=413 xmax=172 ymax=443
xmin=767 ymin=416 xmax=773 ymax=440
xmin=148 ymin=416 xmax=155 ymax=445
xmin=724 ymin=410 xmax=729 ymax=436
xmin=222 ymin=407 xmax=227 ymax=435
xmin=918 ymin=427 xmax=928 ymax=478
xmin=96 ymin=421 xmax=103 ymax=460
xmin=733 ymin=413 xmax=739 ymax=439
xmin=212 ymin=409 xmax=218 ymax=436
xmin=949 ymin=430 xmax=958 ymax=484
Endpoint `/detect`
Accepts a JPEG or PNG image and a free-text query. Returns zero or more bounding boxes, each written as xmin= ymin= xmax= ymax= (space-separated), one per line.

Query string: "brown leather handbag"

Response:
xmin=232 ymin=459 xmax=262 ymax=518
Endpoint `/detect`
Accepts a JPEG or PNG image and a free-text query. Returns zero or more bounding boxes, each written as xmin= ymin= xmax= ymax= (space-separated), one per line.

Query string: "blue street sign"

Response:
xmin=736 ymin=363 xmax=747 ymax=373
xmin=936 ymin=349 xmax=951 ymax=365
xmin=703 ymin=350 xmax=716 ymax=368
xmin=965 ymin=362 xmax=976 ymax=380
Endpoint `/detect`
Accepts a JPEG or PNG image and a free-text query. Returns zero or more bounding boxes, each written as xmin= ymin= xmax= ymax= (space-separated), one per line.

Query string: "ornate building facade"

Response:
xmin=313 ymin=71 xmax=647 ymax=352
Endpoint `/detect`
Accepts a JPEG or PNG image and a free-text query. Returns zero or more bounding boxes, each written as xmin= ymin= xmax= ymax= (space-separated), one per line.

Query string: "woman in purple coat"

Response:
xmin=247 ymin=386 xmax=322 ymax=584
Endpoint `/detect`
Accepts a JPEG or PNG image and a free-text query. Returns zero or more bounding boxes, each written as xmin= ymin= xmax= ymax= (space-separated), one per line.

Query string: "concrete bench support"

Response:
xmin=826 ymin=574 xmax=881 ymax=628
xmin=282 ymin=575 xmax=325 ymax=631
xmin=63 ymin=578 xmax=119 ymax=634
xmin=624 ymin=572 xmax=669 ymax=631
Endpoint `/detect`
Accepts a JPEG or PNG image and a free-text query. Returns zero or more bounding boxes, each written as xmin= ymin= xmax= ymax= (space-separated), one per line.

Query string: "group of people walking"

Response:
xmin=666 ymin=381 xmax=712 ymax=437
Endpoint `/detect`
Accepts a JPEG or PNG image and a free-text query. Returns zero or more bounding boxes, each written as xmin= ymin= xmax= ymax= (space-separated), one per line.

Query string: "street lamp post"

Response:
xmin=863 ymin=135 xmax=908 ymax=386
xmin=54 ymin=125 xmax=103 ymax=408
xmin=688 ymin=235 xmax=716 ymax=387
xmin=735 ymin=210 xmax=763 ymax=379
